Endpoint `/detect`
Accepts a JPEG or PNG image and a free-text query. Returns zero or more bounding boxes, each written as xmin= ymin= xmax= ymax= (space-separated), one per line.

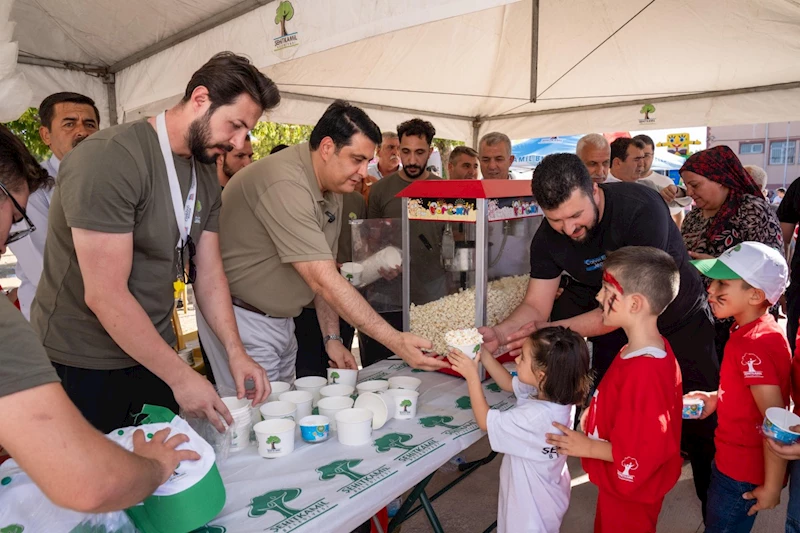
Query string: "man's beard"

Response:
xmin=222 ymin=160 xmax=236 ymax=179
xmin=187 ymin=110 xmax=232 ymax=164
xmin=404 ymin=161 xmax=428 ymax=179
xmin=571 ymin=200 xmax=600 ymax=243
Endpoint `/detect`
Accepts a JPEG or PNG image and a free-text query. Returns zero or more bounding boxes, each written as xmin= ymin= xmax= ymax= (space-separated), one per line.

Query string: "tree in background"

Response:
xmin=251 ymin=122 xmax=312 ymax=160
xmin=3 ymin=107 xmax=50 ymax=161
xmin=432 ymin=138 xmax=465 ymax=179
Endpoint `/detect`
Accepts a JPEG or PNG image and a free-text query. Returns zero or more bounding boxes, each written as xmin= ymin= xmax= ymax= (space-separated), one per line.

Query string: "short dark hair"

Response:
xmin=397 ymin=118 xmax=436 ymax=145
xmin=39 ymin=92 xmax=99 ymax=130
xmin=270 ymin=143 xmax=289 ymax=154
xmin=603 ymin=246 xmax=679 ymax=315
xmin=778 ymin=187 xmax=787 ymax=193
xmin=449 ymin=146 xmax=478 ymax=164
xmin=633 ymin=134 xmax=655 ymax=150
xmin=0 ymin=125 xmax=53 ymax=194
xmin=611 ymin=137 xmax=645 ymax=163
xmin=183 ymin=52 xmax=280 ymax=114
xmin=309 ymin=100 xmax=381 ymax=151
xmin=530 ymin=153 xmax=593 ymax=210
xmin=528 ymin=326 xmax=592 ymax=406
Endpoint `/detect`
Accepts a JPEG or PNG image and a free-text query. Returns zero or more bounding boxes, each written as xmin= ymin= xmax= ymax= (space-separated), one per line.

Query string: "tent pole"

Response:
xmin=17 ymin=55 xmax=106 ymax=75
xmin=103 ymin=74 xmax=118 ymax=126
xmin=472 ymin=119 xmax=483 ymax=149
xmin=529 ymin=0 xmax=540 ymax=103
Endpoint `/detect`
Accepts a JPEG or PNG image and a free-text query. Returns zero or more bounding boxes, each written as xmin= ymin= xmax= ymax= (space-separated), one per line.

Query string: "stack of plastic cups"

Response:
xmin=222 ymin=397 xmax=253 ymax=452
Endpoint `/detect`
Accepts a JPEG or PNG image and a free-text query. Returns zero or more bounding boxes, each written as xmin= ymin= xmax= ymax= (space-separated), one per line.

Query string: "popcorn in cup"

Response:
xmin=682 ymin=398 xmax=704 ymax=420
xmin=340 ymin=262 xmax=364 ymax=285
xmin=327 ymin=368 xmax=358 ymax=387
xmin=762 ymin=407 xmax=800 ymax=445
xmin=445 ymin=328 xmax=484 ymax=360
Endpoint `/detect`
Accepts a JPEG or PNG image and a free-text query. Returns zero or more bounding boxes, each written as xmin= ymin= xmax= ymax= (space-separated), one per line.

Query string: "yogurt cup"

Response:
xmin=294 ymin=376 xmax=327 ymax=407
xmin=341 ymin=262 xmax=364 ymax=285
xmin=254 ymin=419 xmax=296 ymax=458
xmin=279 ymin=390 xmax=314 ymax=420
xmin=260 ymin=400 xmax=297 ymax=422
xmin=318 ymin=396 xmax=354 ymax=430
xmin=356 ymin=380 xmax=390 ymax=395
xmin=682 ymin=398 xmax=705 ymax=420
xmin=387 ymin=389 xmax=419 ymax=420
xmin=388 ymin=376 xmax=422 ymax=391
xmin=320 ymin=384 xmax=355 ymax=399
xmin=763 ymin=407 xmax=800 ymax=445
xmin=267 ymin=381 xmax=292 ymax=402
xmin=336 ymin=408 xmax=374 ymax=446
xmin=299 ymin=415 xmax=330 ymax=443
xmin=327 ymin=368 xmax=358 ymax=387
xmin=354 ymin=391 xmax=396 ymax=429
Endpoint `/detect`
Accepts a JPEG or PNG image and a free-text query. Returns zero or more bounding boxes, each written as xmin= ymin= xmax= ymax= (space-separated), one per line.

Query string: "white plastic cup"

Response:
xmin=360 ymin=246 xmax=402 ymax=286
xmin=327 ymin=368 xmax=358 ymax=387
xmin=294 ymin=376 xmax=327 ymax=407
xmin=356 ymin=380 xmax=390 ymax=395
xmin=268 ymin=381 xmax=292 ymax=402
xmin=336 ymin=408 xmax=374 ymax=446
xmin=354 ymin=391 xmax=396 ymax=429
xmin=318 ymin=396 xmax=355 ymax=430
xmin=254 ymin=419 xmax=296 ymax=458
xmin=387 ymin=389 xmax=420 ymax=420
xmin=221 ymin=396 xmax=251 ymax=415
xmin=388 ymin=376 xmax=422 ymax=391
xmin=280 ymin=390 xmax=313 ymax=420
xmin=260 ymin=400 xmax=297 ymax=422
xmin=320 ymin=384 xmax=355 ymax=399
xmin=341 ymin=262 xmax=364 ymax=285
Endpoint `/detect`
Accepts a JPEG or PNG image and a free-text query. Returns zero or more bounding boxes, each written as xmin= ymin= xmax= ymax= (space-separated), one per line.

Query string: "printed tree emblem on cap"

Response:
xmin=266 ymin=435 xmax=282 ymax=451
xmin=330 ymin=371 xmax=340 ymax=384
xmin=640 ymin=104 xmax=655 ymax=120
xmin=317 ymin=459 xmax=366 ymax=482
xmin=486 ymin=383 xmax=501 ymax=393
xmin=400 ymin=399 xmax=413 ymax=413
xmin=418 ymin=415 xmax=461 ymax=430
xmin=275 ymin=1 xmax=294 ymax=37
xmin=374 ymin=433 xmax=416 ymax=452
xmin=249 ymin=488 xmax=302 ymax=519
xmin=455 ymin=396 xmax=472 ymax=410
xmin=0 ymin=526 xmax=23 ymax=533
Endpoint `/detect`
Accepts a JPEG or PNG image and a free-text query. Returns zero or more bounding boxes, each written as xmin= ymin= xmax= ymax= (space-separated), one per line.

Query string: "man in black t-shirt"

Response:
xmin=777 ymin=176 xmax=800 ymax=351
xmin=481 ymin=153 xmax=719 ymax=521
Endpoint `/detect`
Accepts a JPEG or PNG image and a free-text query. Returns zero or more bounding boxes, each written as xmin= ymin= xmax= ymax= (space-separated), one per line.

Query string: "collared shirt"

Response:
xmin=605 ymin=171 xmax=621 ymax=183
xmin=367 ymin=161 xmax=401 ymax=181
xmin=219 ymin=143 xmax=342 ymax=318
xmin=9 ymin=156 xmax=59 ymax=320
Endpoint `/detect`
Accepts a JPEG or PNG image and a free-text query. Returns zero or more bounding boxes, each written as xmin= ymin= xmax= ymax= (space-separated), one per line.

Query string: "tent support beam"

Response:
xmin=471 ymin=119 xmax=483 ymax=148
xmin=108 ymin=0 xmax=272 ymax=73
xmin=17 ymin=55 xmax=107 ymax=75
xmin=529 ymin=0 xmax=539 ymax=103
xmin=103 ymin=74 xmax=118 ymax=126
xmin=486 ymin=81 xmax=800 ymax=121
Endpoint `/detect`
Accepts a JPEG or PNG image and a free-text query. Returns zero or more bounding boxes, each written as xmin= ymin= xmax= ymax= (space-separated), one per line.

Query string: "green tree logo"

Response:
xmin=267 ymin=435 xmax=282 ymax=451
xmin=330 ymin=371 xmax=340 ymax=384
xmin=640 ymin=104 xmax=656 ymax=120
xmin=317 ymin=459 xmax=366 ymax=483
xmin=374 ymin=433 xmax=417 ymax=453
xmin=249 ymin=488 xmax=302 ymax=519
xmin=456 ymin=396 xmax=472 ymax=410
xmin=0 ymin=526 xmax=24 ymax=533
xmin=400 ymin=399 xmax=413 ymax=413
xmin=486 ymin=383 xmax=501 ymax=393
xmin=275 ymin=1 xmax=295 ymax=37
xmin=193 ymin=526 xmax=226 ymax=533
xmin=418 ymin=415 xmax=461 ymax=430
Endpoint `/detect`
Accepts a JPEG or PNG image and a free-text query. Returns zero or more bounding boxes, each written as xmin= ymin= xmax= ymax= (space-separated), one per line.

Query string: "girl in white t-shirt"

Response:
xmin=448 ymin=327 xmax=592 ymax=533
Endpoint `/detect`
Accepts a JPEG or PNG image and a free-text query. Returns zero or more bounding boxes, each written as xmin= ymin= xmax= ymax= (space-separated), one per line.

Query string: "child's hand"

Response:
xmin=683 ymin=390 xmax=718 ymax=419
xmin=545 ymin=421 xmax=594 ymax=459
xmin=447 ymin=349 xmax=480 ymax=382
xmin=765 ymin=430 xmax=800 ymax=460
xmin=743 ymin=484 xmax=781 ymax=515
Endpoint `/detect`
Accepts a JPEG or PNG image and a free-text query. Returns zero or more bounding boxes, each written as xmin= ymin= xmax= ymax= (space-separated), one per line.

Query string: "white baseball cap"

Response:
xmin=691 ymin=241 xmax=788 ymax=304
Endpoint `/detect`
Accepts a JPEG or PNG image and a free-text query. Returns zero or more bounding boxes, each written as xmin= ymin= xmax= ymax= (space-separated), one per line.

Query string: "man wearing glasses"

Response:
xmin=32 ymin=53 xmax=278 ymax=434
xmin=9 ymin=92 xmax=99 ymax=320
xmin=607 ymin=137 xmax=646 ymax=183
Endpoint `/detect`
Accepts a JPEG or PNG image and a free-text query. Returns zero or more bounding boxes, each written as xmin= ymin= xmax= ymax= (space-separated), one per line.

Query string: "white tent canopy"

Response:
xmin=6 ymin=0 xmax=800 ymax=144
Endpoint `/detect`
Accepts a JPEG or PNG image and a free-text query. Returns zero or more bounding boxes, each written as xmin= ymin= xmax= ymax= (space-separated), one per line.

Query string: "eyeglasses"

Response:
xmin=0 ymin=181 xmax=35 ymax=245
xmin=177 ymin=235 xmax=197 ymax=284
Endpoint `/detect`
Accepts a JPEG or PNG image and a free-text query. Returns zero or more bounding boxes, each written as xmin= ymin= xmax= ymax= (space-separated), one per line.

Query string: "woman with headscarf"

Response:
xmin=680 ymin=145 xmax=783 ymax=360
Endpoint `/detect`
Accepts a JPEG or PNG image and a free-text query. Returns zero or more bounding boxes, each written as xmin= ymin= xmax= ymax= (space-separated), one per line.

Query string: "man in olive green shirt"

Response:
xmin=199 ymin=102 xmax=448 ymax=388
xmin=33 ymin=53 xmax=276 ymax=434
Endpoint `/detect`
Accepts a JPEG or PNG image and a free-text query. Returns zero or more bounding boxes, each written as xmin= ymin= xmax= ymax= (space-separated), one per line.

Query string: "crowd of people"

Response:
xmin=1 ymin=49 xmax=799 ymax=533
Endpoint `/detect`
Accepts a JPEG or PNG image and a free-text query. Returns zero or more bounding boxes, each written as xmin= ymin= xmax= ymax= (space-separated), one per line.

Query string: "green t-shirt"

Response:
xmin=32 ymin=120 xmax=221 ymax=370
xmin=0 ymin=298 xmax=59 ymax=397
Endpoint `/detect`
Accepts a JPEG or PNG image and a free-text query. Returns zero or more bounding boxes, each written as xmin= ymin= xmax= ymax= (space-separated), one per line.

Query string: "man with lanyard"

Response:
xmin=9 ymin=92 xmax=99 ymax=319
xmin=33 ymin=52 xmax=276 ymax=433
xmin=481 ymin=154 xmax=720 ymax=520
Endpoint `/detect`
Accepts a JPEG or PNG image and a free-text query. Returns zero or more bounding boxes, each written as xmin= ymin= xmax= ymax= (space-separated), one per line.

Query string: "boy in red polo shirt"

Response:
xmin=686 ymin=241 xmax=791 ymax=532
xmin=546 ymin=246 xmax=684 ymax=532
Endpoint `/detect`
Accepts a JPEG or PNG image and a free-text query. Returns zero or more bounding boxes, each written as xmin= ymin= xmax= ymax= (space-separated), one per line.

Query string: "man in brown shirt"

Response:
xmin=33 ymin=53 xmax=276 ymax=433
xmin=199 ymin=102 xmax=447 ymax=389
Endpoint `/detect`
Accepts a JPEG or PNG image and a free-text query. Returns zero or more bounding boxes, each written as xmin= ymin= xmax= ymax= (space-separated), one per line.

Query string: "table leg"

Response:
xmin=371 ymin=514 xmax=386 ymax=533
xmin=419 ymin=489 xmax=445 ymax=533
xmin=387 ymin=472 xmax=435 ymax=533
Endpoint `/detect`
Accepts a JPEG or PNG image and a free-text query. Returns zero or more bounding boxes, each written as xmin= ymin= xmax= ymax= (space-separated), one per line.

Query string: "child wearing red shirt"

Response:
xmin=687 ymin=241 xmax=791 ymax=532
xmin=546 ymin=246 xmax=683 ymax=533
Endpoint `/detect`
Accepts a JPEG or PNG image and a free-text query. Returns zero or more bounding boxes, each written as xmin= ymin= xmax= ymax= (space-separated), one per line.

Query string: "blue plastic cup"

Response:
xmin=763 ymin=407 xmax=800 ymax=445
xmin=299 ymin=415 xmax=330 ymax=443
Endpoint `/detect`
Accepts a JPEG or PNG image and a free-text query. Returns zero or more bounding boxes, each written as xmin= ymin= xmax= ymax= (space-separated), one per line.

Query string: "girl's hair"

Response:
xmin=528 ymin=326 xmax=592 ymax=406
xmin=0 ymin=124 xmax=52 ymax=194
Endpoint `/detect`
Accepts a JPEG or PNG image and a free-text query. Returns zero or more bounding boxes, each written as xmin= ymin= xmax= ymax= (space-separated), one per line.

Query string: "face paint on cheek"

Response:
xmin=602 ymin=271 xmax=624 ymax=295
xmin=606 ymin=293 xmax=617 ymax=314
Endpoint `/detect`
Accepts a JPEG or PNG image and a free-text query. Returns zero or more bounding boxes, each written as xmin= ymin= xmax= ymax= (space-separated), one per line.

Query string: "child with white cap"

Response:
xmin=685 ymin=241 xmax=791 ymax=532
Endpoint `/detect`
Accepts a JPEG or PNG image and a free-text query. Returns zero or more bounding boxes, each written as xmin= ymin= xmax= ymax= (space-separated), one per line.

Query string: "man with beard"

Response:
xmin=480 ymin=153 xmax=720 ymax=521
xmin=9 ymin=92 xmax=99 ymax=320
xmin=447 ymin=146 xmax=479 ymax=180
xmin=32 ymin=52 xmax=276 ymax=434
xmin=215 ymin=133 xmax=253 ymax=188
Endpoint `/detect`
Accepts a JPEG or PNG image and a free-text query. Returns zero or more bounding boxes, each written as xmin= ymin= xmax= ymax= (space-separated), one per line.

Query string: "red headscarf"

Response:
xmin=680 ymin=145 xmax=763 ymax=244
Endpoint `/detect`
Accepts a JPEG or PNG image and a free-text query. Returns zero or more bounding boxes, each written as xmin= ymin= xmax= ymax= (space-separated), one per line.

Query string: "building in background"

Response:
xmin=708 ymin=122 xmax=799 ymax=189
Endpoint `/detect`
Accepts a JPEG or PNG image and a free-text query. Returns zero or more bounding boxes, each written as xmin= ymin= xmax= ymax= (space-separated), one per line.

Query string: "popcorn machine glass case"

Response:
xmin=395 ymin=180 xmax=543 ymax=374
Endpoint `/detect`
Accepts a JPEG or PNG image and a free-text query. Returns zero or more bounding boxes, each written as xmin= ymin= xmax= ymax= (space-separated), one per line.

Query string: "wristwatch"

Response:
xmin=323 ymin=334 xmax=344 ymax=345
